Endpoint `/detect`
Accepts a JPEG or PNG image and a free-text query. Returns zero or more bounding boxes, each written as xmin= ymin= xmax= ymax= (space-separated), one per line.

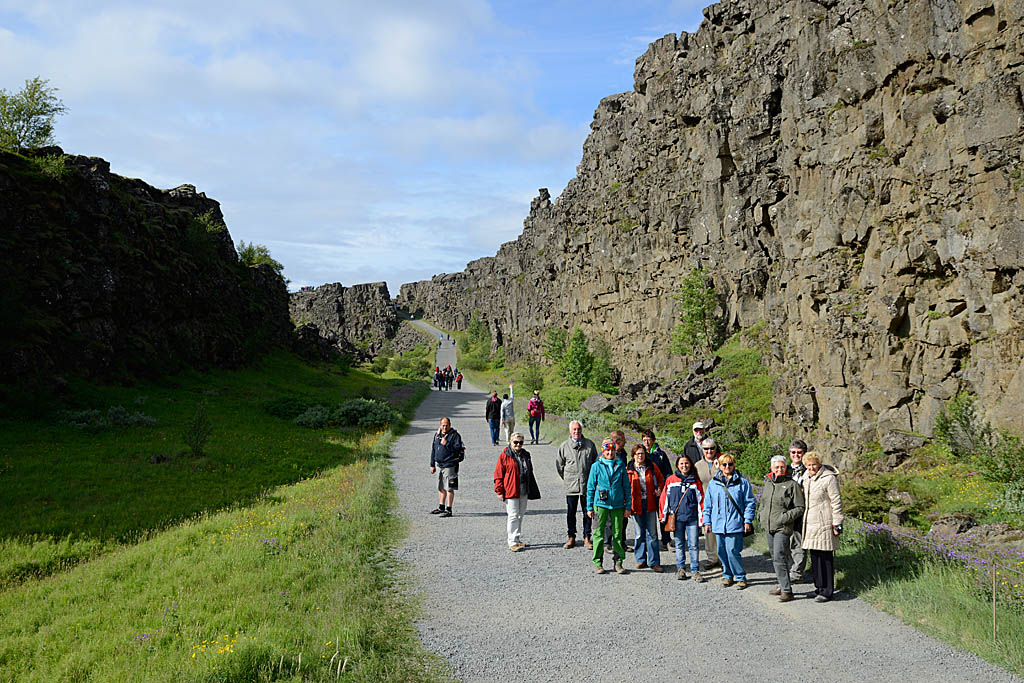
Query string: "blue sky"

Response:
xmin=1 ymin=0 xmax=706 ymax=295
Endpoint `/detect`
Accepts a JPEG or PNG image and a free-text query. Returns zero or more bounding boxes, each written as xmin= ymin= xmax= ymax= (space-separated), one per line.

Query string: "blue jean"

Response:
xmin=633 ymin=509 xmax=661 ymax=566
xmin=674 ymin=522 xmax=700 ymax=572
xmin=487 ymin=418 xmax=499 ymax=444
xmin=717 ymin=531 xmax=746 ymax=581
xmin=528 ymin=416 xmax=541 ymax=441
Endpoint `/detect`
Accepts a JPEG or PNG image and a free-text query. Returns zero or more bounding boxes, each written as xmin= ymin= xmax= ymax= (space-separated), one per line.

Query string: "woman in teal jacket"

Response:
xmin=586 ymin=436 xmax=632 ymax=575
xmin=701 ymin=454 xmax=756 ymax=588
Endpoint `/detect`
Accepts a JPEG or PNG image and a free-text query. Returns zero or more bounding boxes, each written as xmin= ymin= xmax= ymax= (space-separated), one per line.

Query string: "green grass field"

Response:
xmin=0 ymin=351 xmax=447 ymax=681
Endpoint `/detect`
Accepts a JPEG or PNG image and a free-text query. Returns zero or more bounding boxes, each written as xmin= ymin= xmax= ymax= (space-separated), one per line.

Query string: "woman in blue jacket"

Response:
xmin=586 ymin=437 xmax=632 ymax=575
xmin=701 ymin=454 xmax=756 ymax=588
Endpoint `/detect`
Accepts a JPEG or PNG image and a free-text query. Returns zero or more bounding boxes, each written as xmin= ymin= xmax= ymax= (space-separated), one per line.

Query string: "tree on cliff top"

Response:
xmin=670 ymin=268 xmax=724 ymax=357
xmin=0 ymin=77 xmax=67 ymax=152
xmin=238 ymin=241 xmax=285 ymax=277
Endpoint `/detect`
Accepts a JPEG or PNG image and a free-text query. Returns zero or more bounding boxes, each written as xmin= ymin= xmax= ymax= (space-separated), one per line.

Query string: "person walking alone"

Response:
xmin=526 ymin=390 xmax=545 ymax=445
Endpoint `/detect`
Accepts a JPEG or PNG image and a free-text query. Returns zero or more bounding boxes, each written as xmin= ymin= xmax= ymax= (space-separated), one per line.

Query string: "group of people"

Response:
xmin=433 ymin=365 xmax=462 ymax=391
xmin=484 ymin=383 xmax=546 ymax=446
xmin=430 ymin=411 xmax=844 ymax=603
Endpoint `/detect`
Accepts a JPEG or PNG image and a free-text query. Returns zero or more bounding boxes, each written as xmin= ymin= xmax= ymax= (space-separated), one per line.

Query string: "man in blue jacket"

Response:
xmin=430 ymin=417 xmax=465 ymax=518
xmin=701 ymin=454 xmax=756 ymax=588
xmin=587 ymin=437 xmax=632 ymax=575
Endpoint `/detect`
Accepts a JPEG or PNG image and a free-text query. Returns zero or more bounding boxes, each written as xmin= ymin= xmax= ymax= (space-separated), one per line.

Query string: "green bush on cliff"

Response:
xmin=238 ymin=240 xmax=285 ymax=277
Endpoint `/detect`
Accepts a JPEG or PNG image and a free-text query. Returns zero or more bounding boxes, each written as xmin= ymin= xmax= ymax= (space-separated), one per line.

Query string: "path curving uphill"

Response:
xmin=391 ymin=320 xmax=1017 ymax=683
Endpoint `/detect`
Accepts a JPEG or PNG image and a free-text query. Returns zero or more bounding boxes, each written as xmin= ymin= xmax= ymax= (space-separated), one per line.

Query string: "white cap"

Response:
xmin=693 ymin=421 xmax=707 ymax=430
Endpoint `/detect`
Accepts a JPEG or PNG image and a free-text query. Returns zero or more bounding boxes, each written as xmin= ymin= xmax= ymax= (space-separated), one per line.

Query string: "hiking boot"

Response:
xmin=594 ymin=564 xmax=606 ymax=574
xmin=659 ymin=541 xmax=669 ymax=551
xmin=614 ymin=562 xmax=627 ymax=575
xmin=676 ymin=568 xmax=687 ymax=580
xmin=563 ymin=536 xmax=576 ymax=549
xmin=439 ymin=510 xmax=452 ymax=518
xmin=814 ymin=595 xmax=830 ymax=603
xmin=768 ymin=587 xmax=782 ymax=596
xmin=692 ymin=572 xmax=705 ymax=583
xmin=430 ymin=507 xmax=444 ymax=515
xmin=736 ymin=581 xmax=748 ymax=590
xmin=721 ymin=578 xmax=734 ymax=587
xmin=651 ymin=565 xmax=664 ymax=573
xmin=635 ymin=562 xmax=648 ymax=569
xmin=584 ymin=537 xmax=593 ymax=550
xmin=779 ymin=592 xmax=794 ymax=602
xmin=509 ymin=544 xmax=522 ymax=552
xmin=605 ymin=546 xmax=614 ymax=554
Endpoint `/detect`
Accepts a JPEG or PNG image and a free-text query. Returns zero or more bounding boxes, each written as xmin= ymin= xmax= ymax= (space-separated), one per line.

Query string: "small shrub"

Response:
xmin=519 ymin=363 xmax=544 ymax=392
xmin=934 ymin=393 xmax=994 ymax=459
xmin=57 ymin=405 xmax=157 ymax=431
xmin=562 ymin=409 xmax=616 ymax=438
xmin=182 ymin=400 xmax=212 ymax=457
xmin=990 ymin=483 xmax=1024 ymax=516
xmin=562 ymin=329 xmax=593 ymax=388
xmin=331 ymin=399 xmax=398 ymax=427
xmin=389 ymin=355 xmax=431 ymax=380
xmin=261 ymin=397 xmax=317 ymax=420
xmin=543 ymin=386 xmax=593 ymax=415
xmin=30 ymin=153 xmax=66 ymax=180
xmin=980 ymin=432 xmax=1024 ymax=484
xmin=670 ymin=268 xmax=724 ymax=357
xmin=369 ymin=354 xmax=390 ymax=374
xmin=544 ymin=328 xmax=567 ymax=363
xmin=844 ymin=474 xmax=897 ymax=523
xmin=293 ymin=405 xmax=331 ymax=428
xmin=461 ymin=346 xmax=490 ymax=371
xmin=730 ymin=435 xmax=781 ymax=480
xmin=588 ymin=338 xmax=617 ymax=393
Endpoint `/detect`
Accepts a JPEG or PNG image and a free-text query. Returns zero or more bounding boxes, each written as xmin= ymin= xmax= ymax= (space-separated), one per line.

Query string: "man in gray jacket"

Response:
xmin=555 ymin=420 xmax=599 ymax=549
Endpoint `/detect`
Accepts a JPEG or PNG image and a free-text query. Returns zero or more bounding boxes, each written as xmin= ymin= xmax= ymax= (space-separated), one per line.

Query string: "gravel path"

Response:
xmin=392 ymin=321 xmax=1018 ymax=683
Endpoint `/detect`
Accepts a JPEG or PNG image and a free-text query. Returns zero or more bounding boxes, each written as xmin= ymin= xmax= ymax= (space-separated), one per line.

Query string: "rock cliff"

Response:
xmin=0 ymin=149 xmax=292 ymax=384
xmin=396 ymin=0 xmax=1024 ymax=467
xmin=288 ymin=282 xmax=398 ymax=357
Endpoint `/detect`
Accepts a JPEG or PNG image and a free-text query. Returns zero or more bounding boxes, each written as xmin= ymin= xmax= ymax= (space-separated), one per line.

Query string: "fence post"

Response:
xmin=992 ymin=565 xmax=997 ymax=643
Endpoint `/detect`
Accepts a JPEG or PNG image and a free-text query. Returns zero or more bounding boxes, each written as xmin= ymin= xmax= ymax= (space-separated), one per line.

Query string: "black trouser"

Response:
xmin=810 ymin=549 xmax=835 ymax=598
xmin=566 ymin=495 xmax=591 ymax=538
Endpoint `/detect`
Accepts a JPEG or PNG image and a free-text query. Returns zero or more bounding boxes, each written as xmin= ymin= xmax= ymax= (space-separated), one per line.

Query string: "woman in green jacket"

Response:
xmin=759 ymin=455 xmax=805 ymax=601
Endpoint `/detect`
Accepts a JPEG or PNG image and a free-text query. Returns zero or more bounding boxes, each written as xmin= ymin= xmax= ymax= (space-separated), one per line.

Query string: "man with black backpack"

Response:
xmin=430 ymin=417 xmax=465 ymax=518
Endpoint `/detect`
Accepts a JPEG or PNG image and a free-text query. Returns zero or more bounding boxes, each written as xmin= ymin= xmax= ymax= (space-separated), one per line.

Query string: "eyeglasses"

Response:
xmin=512 ymin=440 xmax=523 ymax=445
xmin=720 ymin=463 xmax=735 ymax=468
xmin=789 ymin=450 xmax=804 ymax=455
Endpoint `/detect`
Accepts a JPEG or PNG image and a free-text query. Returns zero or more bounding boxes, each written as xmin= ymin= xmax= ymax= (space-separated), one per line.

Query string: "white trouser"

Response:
xmin=502 ymin=420 xmax=515 ymax=444
xmin=506 ymin=495 xmax=528 ymax=546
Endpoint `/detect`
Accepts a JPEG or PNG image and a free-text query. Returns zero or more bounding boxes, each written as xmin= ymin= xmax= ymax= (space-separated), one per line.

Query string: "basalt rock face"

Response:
xmin=396 ymin=0 xmax=1024 ymax=468
xmin=0 ymin=150 xmax=291 ymax=383
xmin=288 ymin=282 xmax=397 ymax=357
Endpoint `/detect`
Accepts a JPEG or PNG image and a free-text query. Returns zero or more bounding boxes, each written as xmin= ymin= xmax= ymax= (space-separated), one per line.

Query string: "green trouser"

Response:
xmin=592 ymin=506 xmax=626 ymax=565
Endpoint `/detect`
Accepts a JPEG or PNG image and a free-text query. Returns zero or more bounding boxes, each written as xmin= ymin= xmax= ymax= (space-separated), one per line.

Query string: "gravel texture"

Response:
xmin=392 ymin=322 xmax=1019 ymax=683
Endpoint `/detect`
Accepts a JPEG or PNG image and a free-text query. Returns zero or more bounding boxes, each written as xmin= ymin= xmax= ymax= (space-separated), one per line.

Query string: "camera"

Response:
xmin=598 ymin=489 xmax=609 ymax=502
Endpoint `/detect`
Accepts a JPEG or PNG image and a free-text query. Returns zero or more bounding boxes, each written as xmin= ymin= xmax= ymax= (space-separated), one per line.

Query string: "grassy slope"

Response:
xmin=0 ymin=352 xmax=445 ymax=681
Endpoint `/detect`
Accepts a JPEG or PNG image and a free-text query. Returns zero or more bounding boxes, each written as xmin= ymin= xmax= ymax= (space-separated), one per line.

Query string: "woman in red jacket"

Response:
xmin=627 ymin=444 xmax=665 ymax=571
xmin=494 ymin=433 xmax=541 ymax=552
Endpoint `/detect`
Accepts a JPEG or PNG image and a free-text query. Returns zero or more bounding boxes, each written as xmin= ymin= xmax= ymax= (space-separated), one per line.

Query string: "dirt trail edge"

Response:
xmin=392 ymin=320 xmax=1017 ymax=683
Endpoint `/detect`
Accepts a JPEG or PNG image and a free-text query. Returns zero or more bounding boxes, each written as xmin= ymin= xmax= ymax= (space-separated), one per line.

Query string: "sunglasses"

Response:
xmin=789 ymin=450 xmax=804 ymax=455
xmin=720 ymin=463 xmax=735 ymax=467
xmin=512 ymin=440 xmax=523 ymax=445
